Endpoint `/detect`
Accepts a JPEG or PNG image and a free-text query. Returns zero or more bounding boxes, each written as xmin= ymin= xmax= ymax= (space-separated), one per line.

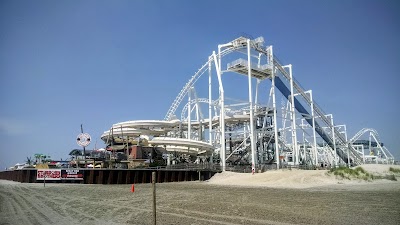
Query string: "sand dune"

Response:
xmin=357 ymin=164 xmax=400 ymax=174
xmin=207 ymin=164 xmax=400 ymax=190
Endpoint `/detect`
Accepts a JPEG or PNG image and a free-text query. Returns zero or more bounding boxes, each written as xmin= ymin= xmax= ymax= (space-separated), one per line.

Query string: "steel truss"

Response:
xmin=103 ymin=36 xmax=394 ymax=171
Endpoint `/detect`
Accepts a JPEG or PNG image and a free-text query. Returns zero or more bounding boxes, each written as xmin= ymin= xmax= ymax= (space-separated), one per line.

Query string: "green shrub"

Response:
xmin=389 ymin=167 xmax=400 ymax=173
xmin=329 ymin=166 xmax=372 ymax=181
xmin=386 ymin=174 xmax=397 ymax=181
xmin=355 ymin=167 xmax=366 ymax=174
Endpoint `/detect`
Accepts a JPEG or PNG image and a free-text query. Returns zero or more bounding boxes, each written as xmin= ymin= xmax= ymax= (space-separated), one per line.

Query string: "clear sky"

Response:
xmin=1 ymin=0 xmax=399 ymax=169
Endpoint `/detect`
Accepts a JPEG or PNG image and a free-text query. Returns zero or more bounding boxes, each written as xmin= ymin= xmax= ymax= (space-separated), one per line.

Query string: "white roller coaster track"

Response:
xmin=164 ymin=44 xmax=247 ymax=121
xmin=349 ymin=128 xmax=381 ymax=144
xmin=180 ymin=98 xmax=217 ymax=121
xmin=349 ymin=128 xmax=394 ymax=160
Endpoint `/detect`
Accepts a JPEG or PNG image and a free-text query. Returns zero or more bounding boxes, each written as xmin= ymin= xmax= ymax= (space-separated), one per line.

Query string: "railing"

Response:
xmin=227 ymin=58 xmax=271 ymax=71
xmin=164 ymin=163 xmax=221 ymax=171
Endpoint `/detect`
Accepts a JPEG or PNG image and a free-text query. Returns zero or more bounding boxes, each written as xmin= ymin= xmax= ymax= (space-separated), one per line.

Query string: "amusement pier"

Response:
xmin=1 ymin=36 xmax=395 ymax=184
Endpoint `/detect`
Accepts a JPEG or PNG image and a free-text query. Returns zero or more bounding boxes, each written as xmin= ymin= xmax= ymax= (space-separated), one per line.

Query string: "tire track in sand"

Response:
xmin=21 ymin=184 xmax=104 ymax=223
xmin=30 ymin=188 xmax=105 ymax=224
xmin=0 ymin=190 xmax=20 ymax=225
xmin=0 ymin=188 xmax=39 ymax=225
xmin=163 ymin=207 xmax=297 ymax=225
xmin=1 ymin=184 xmax=73 ymax=225
xmin=8 ymin=188 xmax=53 ymax=224
xmin=14 ymin=185 xmax=71 ymax=220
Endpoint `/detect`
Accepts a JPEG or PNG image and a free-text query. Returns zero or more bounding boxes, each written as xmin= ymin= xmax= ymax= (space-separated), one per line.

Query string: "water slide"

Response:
xmin=225 ymin=51 xmax=361 ymax=164
xmin=272 ymin=58 xmax=362 ymax=164
xmin=101 ymin=120 xmax=214 ymax=156
xmin=273 ymin=76 xmax=351 ymax=162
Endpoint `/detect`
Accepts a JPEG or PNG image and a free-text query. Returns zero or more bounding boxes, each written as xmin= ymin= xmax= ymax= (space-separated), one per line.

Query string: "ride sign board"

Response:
xmin=77 ymin=133 xmax=91 ymax=147
xmin=37 ymin=169 xmax=84 ymax=181
xmin=37 ymin=169 xmax=61 ymax=180
xmin=61 ymin=169 xmax=84 ymax=180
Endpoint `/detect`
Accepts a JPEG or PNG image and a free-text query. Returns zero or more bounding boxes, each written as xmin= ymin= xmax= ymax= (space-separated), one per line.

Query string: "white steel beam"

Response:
xmin=188 ymin=89 xmax=191 ymax=140
xmin=329 ymin=115 xmax=337 ymax=166
xmin=283 ymin=64 xmax=299 ymax=166
xmin=208 ymin=57 xmax=213 ymax=163
xmin=271 ymin=47 xmax=280 ymax=169
xmin=309 ymin=90 xmax=318 ymax=166
xmin=371 ymin=132 xmax=388 ymax=162
xmin=247 ymin=39 xmax=256 ymax=173
xmin=213 ymin=51 xmax=226 ymax=171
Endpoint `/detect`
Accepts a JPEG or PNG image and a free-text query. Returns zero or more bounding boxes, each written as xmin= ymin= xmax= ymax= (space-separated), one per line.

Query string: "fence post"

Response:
xmin=152 ymin=171 xmax=156 ymax=225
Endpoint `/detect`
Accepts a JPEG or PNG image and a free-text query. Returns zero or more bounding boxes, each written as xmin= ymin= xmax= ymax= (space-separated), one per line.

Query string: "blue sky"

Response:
xmin=1 ymin=0 xmax=399 ymax=169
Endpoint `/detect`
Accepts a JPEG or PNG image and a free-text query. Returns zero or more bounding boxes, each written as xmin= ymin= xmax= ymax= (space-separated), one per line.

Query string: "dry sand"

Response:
xmin=207 ymin=164 xmax=400 ymax=190
xmin=208 ymin=169 xmax=338 ymax=189
xmin=0 ymin=164 xmax=399 ymax=225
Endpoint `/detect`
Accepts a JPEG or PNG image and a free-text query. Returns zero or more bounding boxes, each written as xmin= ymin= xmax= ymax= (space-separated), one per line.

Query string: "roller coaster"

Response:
xmin=102 ymin=36 xmax=395 ymax=170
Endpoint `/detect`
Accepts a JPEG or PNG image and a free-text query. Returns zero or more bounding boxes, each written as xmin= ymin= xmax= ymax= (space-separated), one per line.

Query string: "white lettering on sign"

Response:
xmin=66 ymin=170 xmax=79 ymax=174
xmin=37 ymin=169 xmax=61 ymax=180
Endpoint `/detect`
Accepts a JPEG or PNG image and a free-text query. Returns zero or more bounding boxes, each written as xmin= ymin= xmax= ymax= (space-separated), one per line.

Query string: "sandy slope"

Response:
xmin=208 ymin=169 xmax=337 ymax=188
xmin=207 ymin=164 xmax=400 ymax=190
xmin=356 ymin=164 xmax=400 ymax=174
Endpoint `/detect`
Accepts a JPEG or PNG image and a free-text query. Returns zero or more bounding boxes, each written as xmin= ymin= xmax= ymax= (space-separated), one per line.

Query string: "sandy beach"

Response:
xmin=208 ymin=164 xmax=400 ymax=190
xmin=1 ymin=164 xmax=399 ymax=225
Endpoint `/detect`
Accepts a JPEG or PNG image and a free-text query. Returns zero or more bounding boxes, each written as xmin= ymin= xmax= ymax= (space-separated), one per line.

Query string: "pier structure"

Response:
xmin=102 ymin=36 xmax=394 ymax=171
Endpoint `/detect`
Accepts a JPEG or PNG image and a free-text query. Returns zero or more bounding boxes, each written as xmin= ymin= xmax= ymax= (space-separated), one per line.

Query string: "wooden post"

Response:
xmin=152 ymin=171 xmax=156 ymax=225
xmin=81 ymin=124 xmax=87 ymax=167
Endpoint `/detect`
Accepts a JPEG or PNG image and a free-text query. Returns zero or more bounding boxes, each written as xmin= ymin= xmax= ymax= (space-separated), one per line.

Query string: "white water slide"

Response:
xmin=101 ymin=120 xmax=216 ymax=155
xmin=101 ymin=113 xmax=264 ymax=156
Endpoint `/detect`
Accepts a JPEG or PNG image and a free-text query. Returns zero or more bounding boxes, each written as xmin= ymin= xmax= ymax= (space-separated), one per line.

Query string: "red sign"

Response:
xmin=37 ymin=169 xmax=84 ymax=181
xmin=37 ymin=169 xmax=61 ymax=180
